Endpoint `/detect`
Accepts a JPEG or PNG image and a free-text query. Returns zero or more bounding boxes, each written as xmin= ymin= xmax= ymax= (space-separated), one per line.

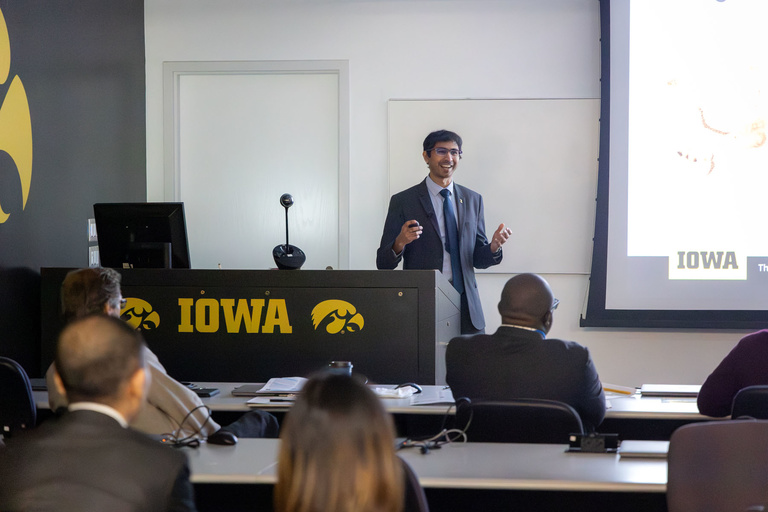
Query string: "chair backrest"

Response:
xmin=400 ymin=456 xmax=429 ymax=512
xmin=732 ymin=385 xmax=768 ymax=419
xmin=456 ymin=398 xmax=584 ymax=443
xmin=0 ymin=356 xmax=36 ymax=438
xmin=667 ymin=419 xmax=768 ymax=512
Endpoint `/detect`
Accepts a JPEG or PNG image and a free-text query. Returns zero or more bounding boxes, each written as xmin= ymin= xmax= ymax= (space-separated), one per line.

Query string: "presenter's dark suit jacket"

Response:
xmin=0 ymin=409 xmax=196 ymax=512
xmin=445 ymin=326 xmax=606 ymax=431
xmin=376 ymin=179 xmax=501 ymax=332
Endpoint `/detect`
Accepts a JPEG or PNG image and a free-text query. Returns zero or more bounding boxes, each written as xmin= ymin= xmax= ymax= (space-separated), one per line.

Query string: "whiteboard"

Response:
xmin=388 ymin=99 xmax=599 ymax=274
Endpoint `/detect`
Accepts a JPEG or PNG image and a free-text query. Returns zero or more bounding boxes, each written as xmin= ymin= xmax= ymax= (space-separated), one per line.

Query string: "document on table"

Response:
xmin=640 ymin=384 xmax=701 ymax=397
xmin=238 ymin=376 xmax=306 ymax=399
xmin=247 ymin=396 xmax=296 ymax=406
xmin=618 ymin=440 xmax=669 ymax=459
xmin=410 ymin=387 xmax=455 ymax=406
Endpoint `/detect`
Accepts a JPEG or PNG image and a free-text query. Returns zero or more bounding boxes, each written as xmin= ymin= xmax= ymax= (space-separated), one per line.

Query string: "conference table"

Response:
xmin=153 ymin=382 xmax=706 ymax=417
xmin=32 ymin=381 xmax=716 ymax=439
xmin=184 ymin=438 xmax=668 ymax=512
xmin=602 ymin=393 xmax=710 ymax=440
xmin=191 ymin=382 xmax=715 ymax=440
xmin=31 ymin=381 xmax=454 ymax=412
xmin=32 ymin=382 xmax=699 ymax=510
xmin=194 ymin=382 xmax=457 ymax=414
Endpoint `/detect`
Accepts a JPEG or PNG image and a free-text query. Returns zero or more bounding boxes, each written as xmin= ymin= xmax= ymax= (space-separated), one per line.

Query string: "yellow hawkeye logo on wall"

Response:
xmin=121 ymin=298 xmax=161 ymax=331
xmin=311 ymin=300 xmax=364 ymax=334
xmin=0 ymin=6 xmax=33 ymax=224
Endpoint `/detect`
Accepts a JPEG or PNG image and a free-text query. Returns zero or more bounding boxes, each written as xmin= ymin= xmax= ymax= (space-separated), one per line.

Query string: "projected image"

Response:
xmin=626 ymin=0 xmax=768 ymax=281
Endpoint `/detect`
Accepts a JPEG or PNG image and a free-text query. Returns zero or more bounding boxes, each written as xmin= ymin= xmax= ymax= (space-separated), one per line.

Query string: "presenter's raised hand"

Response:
xmin=490 ymin=223 xmax=512 ymax=253
xmin=393 ymin=220 xmax=423 ymax=254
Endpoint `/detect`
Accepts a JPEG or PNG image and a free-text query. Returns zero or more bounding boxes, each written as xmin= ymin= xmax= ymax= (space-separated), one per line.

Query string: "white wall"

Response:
xmin=144 ymin=0 xmax=749 ymax=387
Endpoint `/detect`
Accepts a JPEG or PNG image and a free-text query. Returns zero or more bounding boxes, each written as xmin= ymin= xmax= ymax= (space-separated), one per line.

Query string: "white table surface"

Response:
xmin=182 ymin=438 xmax=668 ymax=492
xmin=34 ymin=382 xmax=454 ymax=415
xmin=197 ymin=382 xmax=458 ymax=415
xmin=34 ymin=382 xmax=716 ymax=421
xmin=193 ymin=383 xmax=715 ymax=421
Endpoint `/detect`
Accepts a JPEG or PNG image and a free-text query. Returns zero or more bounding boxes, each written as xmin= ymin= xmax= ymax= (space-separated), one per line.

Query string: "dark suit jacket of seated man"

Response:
xmin=0 ymin=315 xmax=196 ymax=512
xmin=445 ymin=273 xmax=606 ymax=432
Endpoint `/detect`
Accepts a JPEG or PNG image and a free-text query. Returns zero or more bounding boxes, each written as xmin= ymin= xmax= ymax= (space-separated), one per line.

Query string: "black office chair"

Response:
xmin=0 ymin=356 xmax=37 ymax=439
xmin=731 ymin=385 xmax=768 ymax=419
xmin=455 ymin=397 xmax=584 ymax=443
xmin=667 ymin=419 xmax=768 ymax=512
xmin=400 ymin=456 xmax=430 ymax=512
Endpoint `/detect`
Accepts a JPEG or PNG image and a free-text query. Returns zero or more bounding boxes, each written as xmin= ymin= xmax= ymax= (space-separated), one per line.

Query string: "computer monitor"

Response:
xmin=93 ymin=202 xmax=191 ymax=269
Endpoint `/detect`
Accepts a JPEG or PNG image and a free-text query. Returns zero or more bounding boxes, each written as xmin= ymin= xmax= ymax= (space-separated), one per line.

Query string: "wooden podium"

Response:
xmin=41 ymin=268 xmax=460 ymax=384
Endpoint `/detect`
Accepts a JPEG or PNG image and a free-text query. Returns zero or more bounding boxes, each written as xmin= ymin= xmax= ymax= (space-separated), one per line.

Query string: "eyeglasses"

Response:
xmin=119 ymin=298 xmax=127 ymax=308
xmin=430 ymin=147 xmax=462 ymax=157
xmin=551 ymin=298 xmax=560 ymax=311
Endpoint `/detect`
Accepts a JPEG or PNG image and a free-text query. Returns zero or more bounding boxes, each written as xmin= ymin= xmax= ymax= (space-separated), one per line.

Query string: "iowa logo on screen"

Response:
xmin=0 ymin=6 xmax=33 ymax=224
xmin=311 ymin=300 xmax=364 ymax=334
xmin=121 ymin=298 xmax=161 ymax=331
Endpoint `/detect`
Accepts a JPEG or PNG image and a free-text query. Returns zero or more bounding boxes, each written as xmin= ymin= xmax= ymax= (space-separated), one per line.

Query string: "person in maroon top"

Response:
xmin=697 ymin=330 xmax=768 ymax=417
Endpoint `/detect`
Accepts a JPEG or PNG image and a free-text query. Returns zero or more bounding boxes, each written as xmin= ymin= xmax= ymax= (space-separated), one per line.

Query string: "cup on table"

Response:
xmin=328 ymin=360 xmax=353 ymax=376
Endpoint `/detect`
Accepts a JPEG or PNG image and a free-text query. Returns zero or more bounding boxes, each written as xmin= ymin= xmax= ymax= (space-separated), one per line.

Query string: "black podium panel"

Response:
xmin=41 ymin=269 xmax=460 ymax=384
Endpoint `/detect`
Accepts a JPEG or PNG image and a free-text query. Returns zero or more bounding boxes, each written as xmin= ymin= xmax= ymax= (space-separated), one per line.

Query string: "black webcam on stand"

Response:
xmin=272 ymin=193 xmax=306 ymax=270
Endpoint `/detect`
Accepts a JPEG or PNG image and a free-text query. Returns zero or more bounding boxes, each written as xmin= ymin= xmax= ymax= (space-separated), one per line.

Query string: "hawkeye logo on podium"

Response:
xmin=311 ymin=300 xmax=364 ymax=334
xmin=669 ymin=250 xmax=745 ymax=280
xmin=121 ymin=298 xmax=161 ymax=331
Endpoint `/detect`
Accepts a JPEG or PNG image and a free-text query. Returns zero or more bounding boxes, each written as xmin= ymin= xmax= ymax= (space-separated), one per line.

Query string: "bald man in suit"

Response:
xmin=445 ymin=273 xmax=606 ymax=431
xmin=0 ymin=314 xmax=196 ymax=512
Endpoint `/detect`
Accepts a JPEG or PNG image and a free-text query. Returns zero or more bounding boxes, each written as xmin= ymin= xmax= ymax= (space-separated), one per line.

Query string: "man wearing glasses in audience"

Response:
xmin=377 ymin=129 xmax=511 ymax=334
xmin=445 ymin=273 xmax=606 ymax=432
xmin=45 ymin=267 xmax=278 ymax=443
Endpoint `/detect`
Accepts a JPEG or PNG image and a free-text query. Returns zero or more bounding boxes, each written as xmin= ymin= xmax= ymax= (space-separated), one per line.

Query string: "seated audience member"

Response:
xmin=697 ymin=330 xmax=768 ymax=417
xmin=0 ymin=315 xmax=197 ymax=512
xmin=445 ymin=273 xmax=606 ymax=432
xmin=46 ymin=267 xmax=278 ymax=441
xmin=275 ymin=373 xmax=405 ymax=512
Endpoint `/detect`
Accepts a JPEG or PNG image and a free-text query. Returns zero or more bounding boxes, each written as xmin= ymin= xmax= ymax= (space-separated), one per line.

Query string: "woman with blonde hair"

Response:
xmin=275 ymin=373 xmax=405 ymax=512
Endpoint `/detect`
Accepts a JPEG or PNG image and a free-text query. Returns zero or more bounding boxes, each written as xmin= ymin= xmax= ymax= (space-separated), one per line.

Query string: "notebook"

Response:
xmin=232 ymin=377 xmax=307 ymax=397
xmin=639 ymin=384 xmax=701 ymax=398
xmin=618 ymin=440 xmax=669 ymax=459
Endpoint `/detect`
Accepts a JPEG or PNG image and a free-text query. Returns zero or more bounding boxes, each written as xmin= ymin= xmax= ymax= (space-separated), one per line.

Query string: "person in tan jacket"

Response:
xmin=46 ymin=267 xmax=278 ymax=442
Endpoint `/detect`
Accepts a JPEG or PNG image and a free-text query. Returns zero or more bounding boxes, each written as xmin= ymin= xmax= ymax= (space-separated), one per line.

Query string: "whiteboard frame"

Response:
xmin=163 ymin=60 xmax=350 ymax=269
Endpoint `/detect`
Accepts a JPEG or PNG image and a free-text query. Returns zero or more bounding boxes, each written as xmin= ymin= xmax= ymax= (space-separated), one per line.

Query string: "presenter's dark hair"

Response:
xmin=60 ymin=267 xmax=122 ymax=323
xmin=275 ymin=373 xmax=403 ymax=512
xmin=423 ymin=129 xmax=463 ymax=155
